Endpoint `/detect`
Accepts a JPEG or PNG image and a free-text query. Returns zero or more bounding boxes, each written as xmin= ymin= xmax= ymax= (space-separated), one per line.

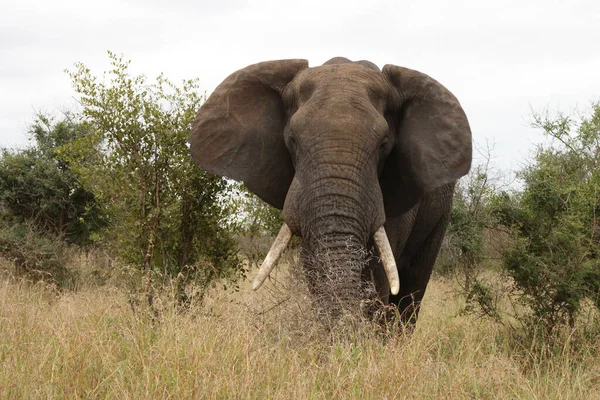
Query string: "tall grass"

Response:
xmin=1 ymin=267 xmax=599 ymax=399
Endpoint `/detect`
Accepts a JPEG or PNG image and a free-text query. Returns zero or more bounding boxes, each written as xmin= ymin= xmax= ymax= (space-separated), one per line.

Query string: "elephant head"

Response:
xmin=190 ymin=58 xmax=471 ymax=320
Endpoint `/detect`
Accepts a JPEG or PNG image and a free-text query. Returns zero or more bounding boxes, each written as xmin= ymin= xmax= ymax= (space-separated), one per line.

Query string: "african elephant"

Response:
xmin=190 ymin=57 xmax=472 ymax=325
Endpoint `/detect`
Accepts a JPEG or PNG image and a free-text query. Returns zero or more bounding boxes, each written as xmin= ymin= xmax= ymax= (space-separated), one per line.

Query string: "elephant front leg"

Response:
xmin=389 ymin=212 xmax=451 ymax=325
xmin=368 ymin=210 xmax=417 ymax=299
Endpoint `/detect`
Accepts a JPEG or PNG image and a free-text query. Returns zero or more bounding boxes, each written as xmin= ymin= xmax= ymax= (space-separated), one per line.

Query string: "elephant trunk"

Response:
xmin=299 ymin=181 xmax=375 ymax=321
xmin=301 ymin=233 xmax=368 ymax=322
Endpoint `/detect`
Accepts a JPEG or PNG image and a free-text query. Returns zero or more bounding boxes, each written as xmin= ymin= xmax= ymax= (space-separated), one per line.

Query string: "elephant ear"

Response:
xmin=380 ymin=65 xmax=472 ymax=216
xmin=190 ymin=59 xmax=309 ymax=209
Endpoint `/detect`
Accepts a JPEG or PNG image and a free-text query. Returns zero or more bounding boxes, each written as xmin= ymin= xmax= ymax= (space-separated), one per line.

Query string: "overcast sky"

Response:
xmin=1 ymin=0 xmax=599 ymax=175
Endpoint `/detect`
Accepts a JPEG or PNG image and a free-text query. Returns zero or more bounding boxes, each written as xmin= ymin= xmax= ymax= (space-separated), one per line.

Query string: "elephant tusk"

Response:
xmin=252 ymin=223 xmax=293 ymax=291
xmin=373 ymin=226 xmax=400 ymax=295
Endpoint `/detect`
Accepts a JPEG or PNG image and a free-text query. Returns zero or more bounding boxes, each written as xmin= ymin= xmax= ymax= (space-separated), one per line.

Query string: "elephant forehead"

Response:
xmin=288 ymin=64 xmax=390 ymax=112
xmin=298 ymin=64 xmax=387 ymax=93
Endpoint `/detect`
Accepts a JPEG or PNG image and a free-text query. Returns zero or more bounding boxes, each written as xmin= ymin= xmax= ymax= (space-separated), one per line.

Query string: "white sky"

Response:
xmin=1 ymin=0 xmax=599 ymax=175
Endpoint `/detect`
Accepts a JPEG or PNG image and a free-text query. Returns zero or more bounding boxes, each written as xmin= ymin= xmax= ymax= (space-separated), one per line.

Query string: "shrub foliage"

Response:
xmin=491 ymin=104 xmax=600 ymax=331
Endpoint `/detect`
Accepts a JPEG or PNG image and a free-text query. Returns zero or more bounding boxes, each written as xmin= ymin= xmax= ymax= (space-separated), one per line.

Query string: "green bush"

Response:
xmin=0 ymin=114 xmax=106 ymax=247
xmin=0 ymin=114 xmax=107 ymax=287
xmin=490 ymin=103 xmax=600 ymax=333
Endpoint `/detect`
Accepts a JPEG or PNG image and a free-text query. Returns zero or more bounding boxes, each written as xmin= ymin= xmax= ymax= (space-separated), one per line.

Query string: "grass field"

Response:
xmin=1 ymin=263 xmax=599 ymax=399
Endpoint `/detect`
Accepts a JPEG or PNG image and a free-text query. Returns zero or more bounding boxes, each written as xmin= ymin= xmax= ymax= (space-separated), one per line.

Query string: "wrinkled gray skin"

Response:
xmin=190 ymin=57 xmax=472 ymax=325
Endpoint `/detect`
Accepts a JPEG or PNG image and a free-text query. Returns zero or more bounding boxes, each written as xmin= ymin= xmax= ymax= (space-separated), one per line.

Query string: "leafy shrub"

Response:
xmin=488 ymin=103 xmax=600 ymax=333
xmin=0 ymin=114 xmax=107 ymax=287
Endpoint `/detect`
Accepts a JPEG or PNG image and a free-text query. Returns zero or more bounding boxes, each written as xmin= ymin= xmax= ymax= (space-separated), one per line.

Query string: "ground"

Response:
xmin=1 ymin=259 xmax=599 ymax=399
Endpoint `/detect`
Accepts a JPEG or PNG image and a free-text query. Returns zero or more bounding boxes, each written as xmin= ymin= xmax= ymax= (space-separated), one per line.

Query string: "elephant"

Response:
xmin=189 ymin=57 xmax=472 ymax=326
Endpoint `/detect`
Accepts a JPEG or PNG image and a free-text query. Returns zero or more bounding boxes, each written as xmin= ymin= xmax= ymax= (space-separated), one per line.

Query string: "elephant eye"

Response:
xmin=379 ymin=136 xmax=391 ymax=156
xmin=380 ymin=136 xmax=389 ymax=149
xmin=287 ymin=136 xmax=297 ymax=150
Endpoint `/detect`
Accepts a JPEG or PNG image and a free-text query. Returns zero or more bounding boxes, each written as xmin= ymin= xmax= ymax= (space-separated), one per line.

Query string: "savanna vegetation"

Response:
xmin=1 ymin=53 xmax=599 ymax=398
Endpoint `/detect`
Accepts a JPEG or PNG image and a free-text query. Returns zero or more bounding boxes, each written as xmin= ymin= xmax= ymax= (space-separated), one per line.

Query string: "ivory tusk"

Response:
xmin=373 ymin=226 xmax=400 ymax=295
xmin=252 ymin=223 xmax=293 ymax=291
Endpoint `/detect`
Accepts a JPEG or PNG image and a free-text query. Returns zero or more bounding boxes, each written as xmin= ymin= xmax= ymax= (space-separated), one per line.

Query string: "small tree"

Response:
xmin=64 ymin=52 xmax=242 ymax=304
xmin=492 ymin=103 xmax=600 ymax=332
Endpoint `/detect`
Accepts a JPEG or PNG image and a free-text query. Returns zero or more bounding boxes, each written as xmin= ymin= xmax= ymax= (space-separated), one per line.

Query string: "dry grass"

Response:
xmin=1 ymin=262 xmax=600 ymax=399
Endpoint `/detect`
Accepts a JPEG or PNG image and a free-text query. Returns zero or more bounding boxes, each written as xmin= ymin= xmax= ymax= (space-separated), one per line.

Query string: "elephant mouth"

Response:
xmin=251 ymin=223 xmax=400 ymax=295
